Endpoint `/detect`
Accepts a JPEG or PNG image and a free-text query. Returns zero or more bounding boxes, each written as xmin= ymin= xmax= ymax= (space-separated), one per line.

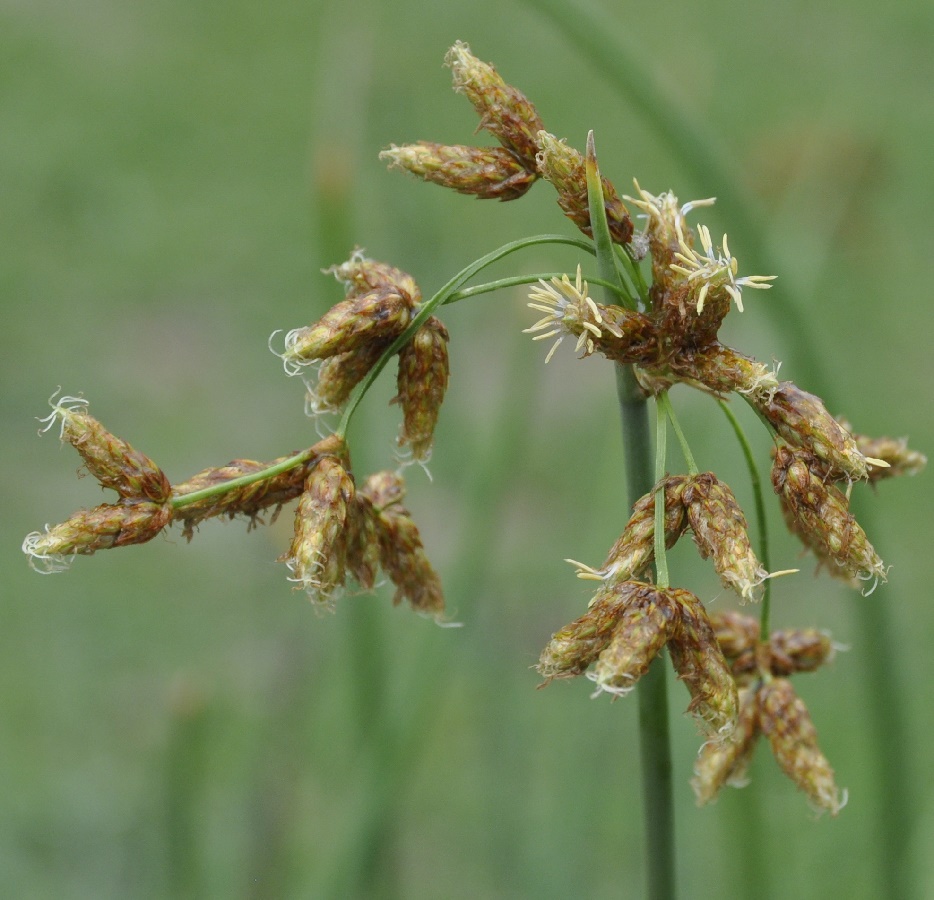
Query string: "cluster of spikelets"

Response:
xmin=692 ymin=610 xmax=845 ymax=815
xmin=23 ymin=384 xmax=448 ymax=620
xmin=382 ymin=41 xmax=927 ymax=813
xmin=274 ymin=251 xmax=450 ymax=466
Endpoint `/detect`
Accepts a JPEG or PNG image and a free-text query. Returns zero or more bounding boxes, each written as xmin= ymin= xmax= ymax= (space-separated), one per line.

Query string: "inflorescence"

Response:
xmin=24 ymin=41 xmax=924 ymax=816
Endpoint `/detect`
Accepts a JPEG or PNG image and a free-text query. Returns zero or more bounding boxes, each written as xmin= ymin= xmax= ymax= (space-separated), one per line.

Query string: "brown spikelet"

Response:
xmin=691 ymin=685 xmax=760 ymax=805
xmin=307 ymin=339 xmax=395 ymax=414
xmin=380 ymin=142 xmax=536 ymax=200
xmin=758 ymin=678 xmax=845 ymax=815
xmin=445 ymin=41 xmax=544 ymax=169
xmin=768 ymin=628 xmax=834 ymax=676
xmin=590 ymin=583 xmax=680 ymax=696
xmin=667 ymin=588 xmax=739 ymax=735
xmin=710 ymin=610 xmax=760 ymax=661
xmin=281 ymin=441 xmax=355 ymax=606
xmin=652 ymin=279 xmax=732 ymax=352
xmin=47 ymin=398 xmax=170 ymax=502
xmin=537 ymin=585 xmax=632 ymax=682
xmin=682 ymin=473 xmax=767 ymax=602
xmin=280 ymin=288 xmax=413 ymax=371
xmin=535 ymin=131 xmax=633 ymax=245
xmin=372 ymin=505 xmax=445 ymax=619
xmin=595 ymin=476 xmax=688 ymax=585
xmin=395 ymin=316 xmax=450 ymax=462
xmin=757 ymin=383 xmax=869 ymax=482
xmin=772 ymin=446 xmax=886 ymax=590
xmin=23 ymin=501 xmax=172 ymax=572
xmin=664 ymin=343 xmax=779 ymax=399
xmin=836 ymin=418 xmax=927 ymax=484
xmin=326 ymin=252 xmax=421 ymax=305
xmin=344 ymin=495 xmax=382 ymax=591
xmin=172 ymin=452 xmax=318 ymax=539
xmin=359 ymin=470 xmax=407 ymax=511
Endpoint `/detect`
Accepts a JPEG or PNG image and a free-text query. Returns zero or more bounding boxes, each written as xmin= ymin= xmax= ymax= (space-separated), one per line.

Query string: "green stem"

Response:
xmin=653 ymin=397 xmax=670 ymax=590
xmin=445 ymin=272 xmax=629 ymax=305
xmin=656 ymin=392 xmax=697 ymax=476
xmin=170 ymin=446 xmax=318 ymax=510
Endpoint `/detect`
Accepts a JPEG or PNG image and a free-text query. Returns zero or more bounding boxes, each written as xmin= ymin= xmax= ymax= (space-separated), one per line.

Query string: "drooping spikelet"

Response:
xmin=394 ymin=315 xmax=450 ymax=462
xmin=682 ymin=473 xmax=767 ymax=602
xmin=444 ymin=40 xmax=544 ymax=170
xmin=535 ymin=131 xmax=633 ymax=245
xmin=768 ymin=628 xmax=834 ymax=677
xmin=380 ymin=142 xmax=536 ymax=200
xmin=307 ymin=339 xmax=395 ymax=415
xmin=836 ymin=418 xmax=927 ymax=484
xmin=666 ymin=588 xmax=739 ymax=735
xmin=372 ymin=503 xmax=445 ymax=619
xmin=39 ymin=393 xmax=170 ymax=503
xmin=772 ymin=446 xmax=886 ymax=590
xmin=537 ymin=585 xmax=632 ymax=681
xmin=277 ymin=288 xmax=414 ymax=375
xmin=691 ymin=685 xmax=760 ymax=805
xmin=757 ymin=383 xmax=870 ymax=482
xmin=758 ymin=678 xmax=845 ymax=816
xmin=281 ymin=438 xmax=355 ymax=606
xmin=326 ymin=250 xmax=421 ymax=305
xmin=579 ymin=476 xmax=687 ymax=586
xmin=589 ymin=583 xmax=680 ymax=696
xmin=23 ymin=501 xmax=173 ymax=573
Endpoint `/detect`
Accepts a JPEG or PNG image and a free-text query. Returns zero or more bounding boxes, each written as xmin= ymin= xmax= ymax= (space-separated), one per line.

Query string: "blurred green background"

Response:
xmin=2 ymin=0 xmax=932 ymax=897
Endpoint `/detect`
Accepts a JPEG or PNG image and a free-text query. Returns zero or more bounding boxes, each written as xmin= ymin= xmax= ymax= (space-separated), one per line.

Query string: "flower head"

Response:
xmin=524 ymin=266 xmax=621 ymax=363
xmin=670 ymin=224 xmax=776 ymax=313
xmin=624 ymin=179 xmax=716 ymax=249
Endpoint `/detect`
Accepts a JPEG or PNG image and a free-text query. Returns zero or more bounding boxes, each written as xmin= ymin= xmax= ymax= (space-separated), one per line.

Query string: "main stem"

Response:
xmin=616 ymin=363 xmax=676 ymax=900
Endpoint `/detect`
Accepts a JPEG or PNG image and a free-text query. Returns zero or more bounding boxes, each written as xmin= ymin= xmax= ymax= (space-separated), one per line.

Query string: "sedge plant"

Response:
xmin=22 ymin=42 xmax=925 ymax=898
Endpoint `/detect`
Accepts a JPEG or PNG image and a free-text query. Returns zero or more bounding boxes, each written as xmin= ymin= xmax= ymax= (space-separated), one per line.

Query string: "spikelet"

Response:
xmin=23 ymin=501 xmax=172 ymax=573
xmin=667 ymin=588 xmax=739 ymax=735
xmin=709 ymin=610 xmax=760 ymax=661
xmin=173 ymin=452 xmax=317 ymax=539
xmin=281 ymin=438 xmax=355 ymax=606
xmin=664 ymin=343 xmax=779 ymax=399
xmin=394 ymin=315 xmax=450 ymax=462
xmin=758 ymin=678 xmax=845 ymax=815
xmin=772 ymin=446 xmax=886 ymax=590
xmin=691 ymin=685 xmax=760 ymax=805
xmin=537 ymin=586 xmax=632 ymax=682
xmin=836 ymin=418 xmax=927 ymax=484
xmin=307 ymin=339 xmax=395 ymax=415
xmin=380 ymin=142 xmax=536 ymax=200
xmin=372 ymin=504 xmax=445 ymax=619
xmin=326 ymin=251 xmax=421 ymax=305
xmin=682 ymin=473 xmax=767 ymax=602
xmin=444 ymin=40 xmax=544 ymax=169
xmin=757 ymin=383 xmax=869 ymax=482
xmin=768 ymin=628 xmax=834 ymax=676
xmin=39 ymin=393 xmax=170 ymax=503
xmin=589 ymin=583 xmax=680 ymax=696
xmin=277 ymin=288 xmax=413 ymax=374
xmin=586 ymin=476 xmax=688 ymax=586
xmin=535 ymin=131 xmax=633 ymax=245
